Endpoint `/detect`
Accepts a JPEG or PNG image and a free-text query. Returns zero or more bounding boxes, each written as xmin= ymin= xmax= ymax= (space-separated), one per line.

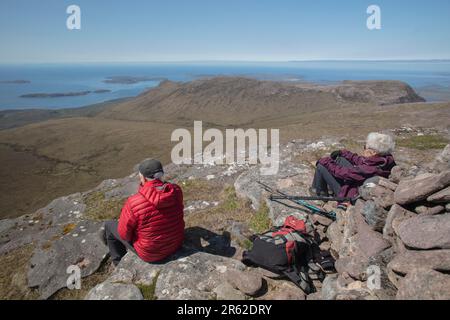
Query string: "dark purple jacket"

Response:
xmin=318 ymin=150 xmax=396 ymax=199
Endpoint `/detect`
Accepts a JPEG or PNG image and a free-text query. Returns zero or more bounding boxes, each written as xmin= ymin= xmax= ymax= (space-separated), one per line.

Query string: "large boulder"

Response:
xmin=388 ymin=249 xmax=450 ymax=288
xmin=396 ymin=269 xmax=450 ymax=300
xmin=359 ymin=183 xmax=395 ymax=209
xmin=394 ymin=171 xmax=450 ymax=205
xmin=335 ymin=256 xmax=369 ymax=281
xmin=27 ymin=221 xmax=108 ymax=299
xmin=89 ymin=249 xmax=248 ymax=300
xmin=397 ymin=213 xmax=450 ymax=249
xmin=213 ymin=283 xmax=246 ymax=300
xmin=383 ymin=204 xmax=416 ymax=244
xmin=155 ymin=251 xmax=246 ymax=300
xmin=225 ymin=269 xmax=263 ymax=296
xmin=427 ymin=186 xmax=450 ymax=203
xmin=85 ymin=282 xmax=143 ymax=300
xmin=361 ymin=200 xmax=389 ymax=232
xmin=350 ymin=205 xmax=391 ymax=258
xmin=432 ymin=144 xmax=450 ymax=172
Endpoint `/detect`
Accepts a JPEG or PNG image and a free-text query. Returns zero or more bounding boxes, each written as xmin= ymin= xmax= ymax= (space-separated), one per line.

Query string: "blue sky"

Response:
xmin=0 ymin=0 xmax=449 ymax=63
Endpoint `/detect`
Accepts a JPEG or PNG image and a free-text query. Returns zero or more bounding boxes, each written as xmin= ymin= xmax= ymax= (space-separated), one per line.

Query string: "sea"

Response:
xmin=1 ymin=61 xmax=450 ymax=110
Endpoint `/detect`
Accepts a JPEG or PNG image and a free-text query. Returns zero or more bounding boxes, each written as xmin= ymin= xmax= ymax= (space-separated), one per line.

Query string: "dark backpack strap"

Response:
xmin=283 ymin=265 xmax=313 ymax=294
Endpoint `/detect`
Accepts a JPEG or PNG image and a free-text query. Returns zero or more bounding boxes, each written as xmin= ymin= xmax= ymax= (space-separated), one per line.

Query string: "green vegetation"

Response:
xmin=397 ymin=135 xmax=449 ymax=150
xmin=184 ymin=183 xmax=255 ymax=230
xmin=136 ymin=272 xmax=160 ymax=300
xmin=83 ymin=191 xmax=126 ymax=221
xmin=239 ymin=238 xmax=254 ymax=251
xmin=221 ymin=186 xmax=239 ymax=211
xmin=181 ymin=179 xmax=223 ymax=203
xmin=249 ymin=201 xmax=271 ymax=234
xmin=0 ymin=245 xmax=39 ymax=300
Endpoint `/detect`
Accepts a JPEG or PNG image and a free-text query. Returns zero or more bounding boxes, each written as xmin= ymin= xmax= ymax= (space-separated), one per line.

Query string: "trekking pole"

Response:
xmin=269 ymin=195 xmax=354 ymax=203
xmin=257 ymin=181 xmax=337 ymax=221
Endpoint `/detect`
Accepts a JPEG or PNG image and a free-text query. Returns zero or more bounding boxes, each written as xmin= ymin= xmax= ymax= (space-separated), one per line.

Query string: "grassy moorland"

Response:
xmin=0 ymin=77 xmax=449 ymax=219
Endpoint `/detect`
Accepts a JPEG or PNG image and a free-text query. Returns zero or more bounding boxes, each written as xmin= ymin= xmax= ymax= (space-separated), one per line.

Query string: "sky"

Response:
xmin=0 ymin=0 xmax=449 ymax=63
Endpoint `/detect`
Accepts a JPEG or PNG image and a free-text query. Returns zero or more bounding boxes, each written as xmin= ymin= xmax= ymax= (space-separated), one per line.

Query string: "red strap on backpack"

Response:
xmin=285 ymin=241 xmax=297 ymax=265
xmin=284 ymin=215 xmax=307 ymax=234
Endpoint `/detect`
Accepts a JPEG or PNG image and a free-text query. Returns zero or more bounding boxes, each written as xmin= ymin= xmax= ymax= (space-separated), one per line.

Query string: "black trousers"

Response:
xmin=104 ymin=220 xmax=136 ymax=266
xmin=312 ymin=157 xmax=353 ymax=197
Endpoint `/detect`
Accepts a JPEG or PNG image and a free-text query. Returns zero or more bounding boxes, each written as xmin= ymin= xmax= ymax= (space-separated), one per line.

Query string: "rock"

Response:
xmin=432 ymin=144 xmax=450 ymax=172
xmin=377 ymin=177 xmax=398 ymax=191
xmin=389 ymin=166 xmax=405 ymax=184
xmin=263 ymin=281 xmax=306 ymax=300
xmin=427 ymin=186 xmax=450 ymax=203
xmin=359 ymin=184 xmax=394 ymax=208
xmin=388 ymin=250 xmax=450 ymax=287
xmin=107 ymin=268 xmax=135 ymax=284
xmin=0 ymin=219 xmax=15 ymax=234
xmin=214 ymin=282 xmax=246 ymax=300
xmin=383 ymin=204 xmax=416 ymax=244
xmin=361 ymin=200 xmax=389 ymax=232
xmin=27 ymin=221 xmax=108 ymax=299
xmin=85 ymin=282 xmax=143 ymax=300
xmin=321 ymin=274 xmax=340 ymax=300
xmin=335 ymin=290 xmax=371 ymax=300
xmin=447 ymin=203 xmax=450 ymax=212
xmin=414 ymin=204 xmax=445 ymax=216
xmin=335 ymin=256 xmax=369 ymax=280
xmin=225 ymin=269 xmax=263 ymax=296
xmin=306 ymin=292 xmax=322 ymax=300
xmin=394 ymin=171 xmax=450 ymax=205
xmin=326 ymin=222 xmax=343 ymax=254
xmin=397 ymin=213 xmax=450 ymax=249
xmin=351 ymin=207 xmax=391 ymax=258
xmin=154 ymin=250 xmax=246 ymax=300
xmin=337 ymin=272 xmax=356 ymax=286
xmin=312 ymin=213 xmax=334 ymax=227
xmin=233 ymin=158 xmax=314 ymax=223
xmin=396 ymin=269 xmax=450 ymax=300
xmin=113 ymin=251 xmax=161 ymax=286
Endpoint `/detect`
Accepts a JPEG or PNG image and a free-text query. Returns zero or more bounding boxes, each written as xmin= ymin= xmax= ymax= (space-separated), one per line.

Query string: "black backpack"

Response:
xmin=242 ymin=215 xmax=334 ymax=294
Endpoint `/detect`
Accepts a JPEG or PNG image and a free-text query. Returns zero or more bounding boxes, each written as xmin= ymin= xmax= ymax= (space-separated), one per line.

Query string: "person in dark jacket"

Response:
xmin=100 ymin=159 xmax=184 ymax=266
xmin=311 ymin=132 xmax=396 ymax=208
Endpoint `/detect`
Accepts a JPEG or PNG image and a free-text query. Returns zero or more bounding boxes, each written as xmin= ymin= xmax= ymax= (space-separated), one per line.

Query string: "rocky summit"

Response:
xmin=0 ymin=127 xmax=450 ymax=300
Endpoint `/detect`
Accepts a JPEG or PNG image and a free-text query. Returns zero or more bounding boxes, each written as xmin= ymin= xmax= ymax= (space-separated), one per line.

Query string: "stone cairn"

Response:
xmin=322 ymin=144 xmax=450 ymax=300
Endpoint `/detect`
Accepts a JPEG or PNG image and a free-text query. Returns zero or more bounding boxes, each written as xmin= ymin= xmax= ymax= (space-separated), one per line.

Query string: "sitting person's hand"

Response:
xmin=330 ymin=150 xmax=341 ymax=160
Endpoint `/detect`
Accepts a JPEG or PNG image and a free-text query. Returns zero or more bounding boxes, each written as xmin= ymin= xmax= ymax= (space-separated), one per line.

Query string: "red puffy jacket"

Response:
xmin=117 ymin=179 xmax=184 ymax=262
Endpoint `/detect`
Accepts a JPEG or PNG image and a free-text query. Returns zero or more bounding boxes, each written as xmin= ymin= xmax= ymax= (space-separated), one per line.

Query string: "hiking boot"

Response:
xmin=309 ymin=187 xmax=328 ymax=197
xmin=337 ymin=202 xmax=351 ymax=211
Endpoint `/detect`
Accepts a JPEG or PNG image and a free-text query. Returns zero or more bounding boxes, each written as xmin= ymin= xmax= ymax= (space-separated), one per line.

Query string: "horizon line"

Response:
xmin=1 ymin=58 xmax=450 ymax=65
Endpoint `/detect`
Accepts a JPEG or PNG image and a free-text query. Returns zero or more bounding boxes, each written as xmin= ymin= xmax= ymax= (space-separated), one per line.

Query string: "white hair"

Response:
xmin=366 ymin=132 xmax=395 ymax=155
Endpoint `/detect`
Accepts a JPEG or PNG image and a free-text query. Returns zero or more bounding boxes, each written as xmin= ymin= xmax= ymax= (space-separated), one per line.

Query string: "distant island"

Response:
xmin=103 ymin=76 xmax=167 ymax=84
xmin=20 ymin=89 xmax=111 ymax=98
xmin=0 ymin=80 xmax=31 ymax=84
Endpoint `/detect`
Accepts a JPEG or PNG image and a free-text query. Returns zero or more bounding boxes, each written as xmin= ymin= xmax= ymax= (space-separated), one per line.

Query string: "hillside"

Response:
xmin=97 ymin=77 xmax=426 ymax=126
xmin=0 ymin=133 xmax=449 ymax=300
xmin=0 ymin=77 xmax=449 ymax=219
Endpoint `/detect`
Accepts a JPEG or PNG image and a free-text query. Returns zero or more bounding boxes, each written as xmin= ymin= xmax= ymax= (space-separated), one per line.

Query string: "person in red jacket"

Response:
xmin=100 ymin=159 xmax=185 ymax=266
xmin=311 ymin=132 xmax=396 ymax=209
